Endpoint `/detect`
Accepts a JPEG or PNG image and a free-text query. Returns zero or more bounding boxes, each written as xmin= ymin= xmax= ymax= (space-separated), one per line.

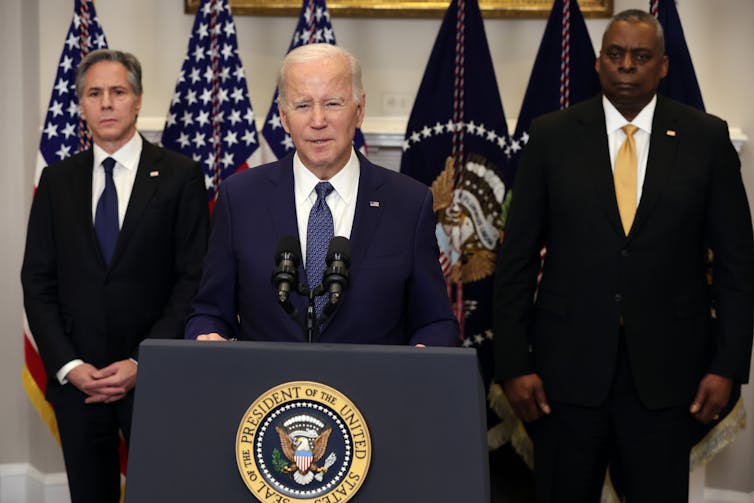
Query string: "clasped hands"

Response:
xmin=66 ymin=359 xmax=137 ymax=404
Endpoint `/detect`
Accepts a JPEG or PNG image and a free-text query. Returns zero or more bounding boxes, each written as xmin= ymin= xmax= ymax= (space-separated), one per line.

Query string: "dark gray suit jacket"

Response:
xmin=494 ymin=96 xmax=754 ymax=409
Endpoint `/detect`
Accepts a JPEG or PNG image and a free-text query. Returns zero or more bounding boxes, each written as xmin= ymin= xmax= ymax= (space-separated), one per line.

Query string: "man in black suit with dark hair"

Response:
xmin=494 ymin=9 xmax=754 ymax=502
xmin=21 ymin=49 xmax=209 ymax=503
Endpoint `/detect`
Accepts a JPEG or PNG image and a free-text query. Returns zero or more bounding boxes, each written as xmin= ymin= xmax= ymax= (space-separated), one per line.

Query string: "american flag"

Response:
xmin=35 ymin=0 xmax=108 ymax=181
xmin=161 ymin=0 xmax=261 ymax=211
xmin=24 ymin=0 xmax=129 ymax=477
xmin=259 ymin=0 xmax=366 ymax=162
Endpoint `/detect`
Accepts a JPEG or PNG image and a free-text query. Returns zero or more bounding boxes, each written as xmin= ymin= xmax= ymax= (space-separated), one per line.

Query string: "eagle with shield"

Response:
xmin=275 ymin=422 xmax=333 ymax=485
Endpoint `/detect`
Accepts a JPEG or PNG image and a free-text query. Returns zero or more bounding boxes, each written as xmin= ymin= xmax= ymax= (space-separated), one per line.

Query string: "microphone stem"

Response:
xmin=306 ymin=289 xmax=316 ymax=343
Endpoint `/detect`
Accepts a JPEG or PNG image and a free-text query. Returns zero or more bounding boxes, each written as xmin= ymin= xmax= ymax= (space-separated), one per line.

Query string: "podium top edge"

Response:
xmin=140 ymin=338 xmax=475 ymax=358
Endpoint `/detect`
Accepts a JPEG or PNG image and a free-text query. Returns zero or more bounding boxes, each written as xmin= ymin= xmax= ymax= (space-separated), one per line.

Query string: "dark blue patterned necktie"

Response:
xmin=306 ymin=181 xmax=334 ymax=318
xmin=95 ymin=157 xmax=119 ymax=266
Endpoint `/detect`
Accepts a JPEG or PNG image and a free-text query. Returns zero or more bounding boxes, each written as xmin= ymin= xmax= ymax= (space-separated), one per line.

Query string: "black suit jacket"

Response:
xmin=22 ymin=138 xmax=209 ymax=403
xmin=494 ymin=96 xmax=754 ymax=409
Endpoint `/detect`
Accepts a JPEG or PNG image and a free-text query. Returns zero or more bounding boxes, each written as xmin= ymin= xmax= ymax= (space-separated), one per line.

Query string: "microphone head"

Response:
xmin=326 ymin=236 xmax=351 ymax=266
xmin=275 ymin=235 xmax=301 ymax=266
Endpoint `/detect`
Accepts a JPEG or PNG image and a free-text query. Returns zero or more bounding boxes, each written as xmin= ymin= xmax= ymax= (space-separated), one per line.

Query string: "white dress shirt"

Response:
xmin=91 ymin=132 xmax=142 ymax=227
xmin=603 ymin=94 xmax=657 ymax=205
xmin=293 ymin=148 xmax=360 ymax=266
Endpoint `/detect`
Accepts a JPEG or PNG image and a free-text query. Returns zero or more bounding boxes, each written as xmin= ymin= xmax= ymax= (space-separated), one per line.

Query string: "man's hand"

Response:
xmin=66 ymin=363 xmax=102 ymax=397
xmin=502 ymin=373 xmax=551 ymax=423
xmin=84 ymin=359 xmax=138 ymax=404
xmin=690 ymin=373 xmax=733 ymax=424
xmin=197 ymin=332 xmax=227 ymax=341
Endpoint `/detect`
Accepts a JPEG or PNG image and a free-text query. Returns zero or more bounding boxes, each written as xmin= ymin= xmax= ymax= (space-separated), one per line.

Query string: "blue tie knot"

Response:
xmin=315 ymin=181 xmax=334 ymax=201
xmin=102 ymin=156 xmax=116 ymax=175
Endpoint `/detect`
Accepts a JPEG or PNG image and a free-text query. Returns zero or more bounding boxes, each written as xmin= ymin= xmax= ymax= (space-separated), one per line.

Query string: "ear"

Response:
xmin=660 ymin=55 xmax=669 ymax=79
xmin=355 ymin=92 xmax=366 ymax=129
xmin=278 ymin=101 xmax=291 ymax=134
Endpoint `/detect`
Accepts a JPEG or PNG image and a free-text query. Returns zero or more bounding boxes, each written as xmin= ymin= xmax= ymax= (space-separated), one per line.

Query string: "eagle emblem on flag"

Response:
xmin=431 ymin=154 xmax=507 ymax=284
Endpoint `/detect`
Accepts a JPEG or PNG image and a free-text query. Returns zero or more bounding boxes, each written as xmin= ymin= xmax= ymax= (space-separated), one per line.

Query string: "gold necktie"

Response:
xmin=614 ymin=124 xmax=638 ymax=235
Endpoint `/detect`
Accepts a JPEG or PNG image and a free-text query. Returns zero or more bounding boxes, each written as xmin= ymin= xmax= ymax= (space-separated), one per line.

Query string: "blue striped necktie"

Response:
xmin=306 ymin=181 xmax=334 ymax=318
xmin=95 ymin=157 xmax=119 ymax=266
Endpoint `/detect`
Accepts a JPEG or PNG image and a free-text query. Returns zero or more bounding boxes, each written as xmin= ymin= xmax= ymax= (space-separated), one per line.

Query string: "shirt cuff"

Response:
xmin=56 ymin=359 xmax=84 ymax=385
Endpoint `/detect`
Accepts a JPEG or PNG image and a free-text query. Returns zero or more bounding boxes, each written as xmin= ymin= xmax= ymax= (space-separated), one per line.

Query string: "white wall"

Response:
xmin=0 ymin=0 xmax=32 ymax=471
xmin=3 ymin=0 xmax=753 ymax=496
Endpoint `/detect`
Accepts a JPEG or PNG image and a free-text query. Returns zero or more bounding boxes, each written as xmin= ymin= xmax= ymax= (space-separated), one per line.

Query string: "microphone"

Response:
xmin=271 ymin=236 xmax=301 ymax=313
xmin=322 ymin=236 xmax=351 ymax=316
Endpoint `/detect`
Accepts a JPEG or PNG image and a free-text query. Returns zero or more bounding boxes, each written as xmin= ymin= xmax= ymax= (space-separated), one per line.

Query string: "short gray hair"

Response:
xmin=604 ymin=9 xmax=665 ymax=54
xmin=277 ymin=43 xmax=363 ymax=106
xmin=75 ymin=49 xmax=143 ymax=99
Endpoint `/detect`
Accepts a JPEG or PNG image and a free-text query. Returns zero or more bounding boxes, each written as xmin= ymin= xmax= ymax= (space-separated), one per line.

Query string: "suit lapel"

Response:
xmin=266 ymin=155 xmax=307 ymax=316
xmin=631 ymin=98 xmax=679 ymax=237
xmin=266 ymin=154 xmax=300 ymax=239
xmin=576 ymin=98 xmax=624 ymax=236
xmin=111 ymin=138 xmax=161 ymax=267
xmin=348 ymin=153 xmax=385 ymax=273
xmin=70 ymin=150 xmax=104 ymax=264
xmin=319 ymin=153 xmax=385 ymax=334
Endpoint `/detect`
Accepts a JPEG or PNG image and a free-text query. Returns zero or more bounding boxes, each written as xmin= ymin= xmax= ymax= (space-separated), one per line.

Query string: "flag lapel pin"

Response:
xmin=369 ymin=201 xmax=380 ymax=207
xmin=666 ymin=130 xmax=677 ymax=137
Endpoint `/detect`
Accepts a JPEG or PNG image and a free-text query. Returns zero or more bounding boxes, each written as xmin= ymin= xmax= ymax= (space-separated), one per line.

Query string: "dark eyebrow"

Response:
xmin=604 ymin=45 xmax=654 ymax=54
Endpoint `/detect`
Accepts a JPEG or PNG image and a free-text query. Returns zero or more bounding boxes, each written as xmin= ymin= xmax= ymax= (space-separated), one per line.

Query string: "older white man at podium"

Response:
xmin=185 ymin=44 xmax=458 ymax=347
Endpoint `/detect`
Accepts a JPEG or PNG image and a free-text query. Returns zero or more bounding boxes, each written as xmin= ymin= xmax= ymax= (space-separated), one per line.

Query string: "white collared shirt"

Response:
xmin=293 ymin=148 xmax=360 ymax=266
xmin=91 ymin=132 xmax=142 ymax=228
xmin=603 ymin=94 xmax=657 ymax=204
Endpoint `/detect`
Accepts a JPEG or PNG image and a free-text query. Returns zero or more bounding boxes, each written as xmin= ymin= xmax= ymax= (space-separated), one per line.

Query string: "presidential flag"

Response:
xmin=23 ymin=0 xmax=109 ymax=450
xmin=400 ymin=0 xmax=511 ymax=440
xmin=259 ymin=0 xmax=366 ymax=162
xmin=162 ymin=0 xmax=262 ymax=211
xmin=510 ymin=0 xmax=600 ymax=168
xmin=482 ymin=0 xmax=601 ymax=470
xmin=651 ymin=0 xmax=705 ymax=110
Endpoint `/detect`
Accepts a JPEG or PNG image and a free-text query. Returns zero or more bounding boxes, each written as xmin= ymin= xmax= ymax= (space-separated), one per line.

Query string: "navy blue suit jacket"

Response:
xmin=186 ymin=151 xmax=458 ymax=346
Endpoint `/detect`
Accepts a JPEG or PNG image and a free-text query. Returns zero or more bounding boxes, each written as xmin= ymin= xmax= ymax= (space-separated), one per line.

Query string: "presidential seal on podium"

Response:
xmin=236 ymin=381 xmax=371 ymax=502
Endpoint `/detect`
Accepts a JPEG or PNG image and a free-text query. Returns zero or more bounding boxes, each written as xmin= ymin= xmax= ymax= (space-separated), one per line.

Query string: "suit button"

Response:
xmin=614 ymin=293 xmax=623 ymax=302
xmin=621 ymin=248 xmax=630 ymax=257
